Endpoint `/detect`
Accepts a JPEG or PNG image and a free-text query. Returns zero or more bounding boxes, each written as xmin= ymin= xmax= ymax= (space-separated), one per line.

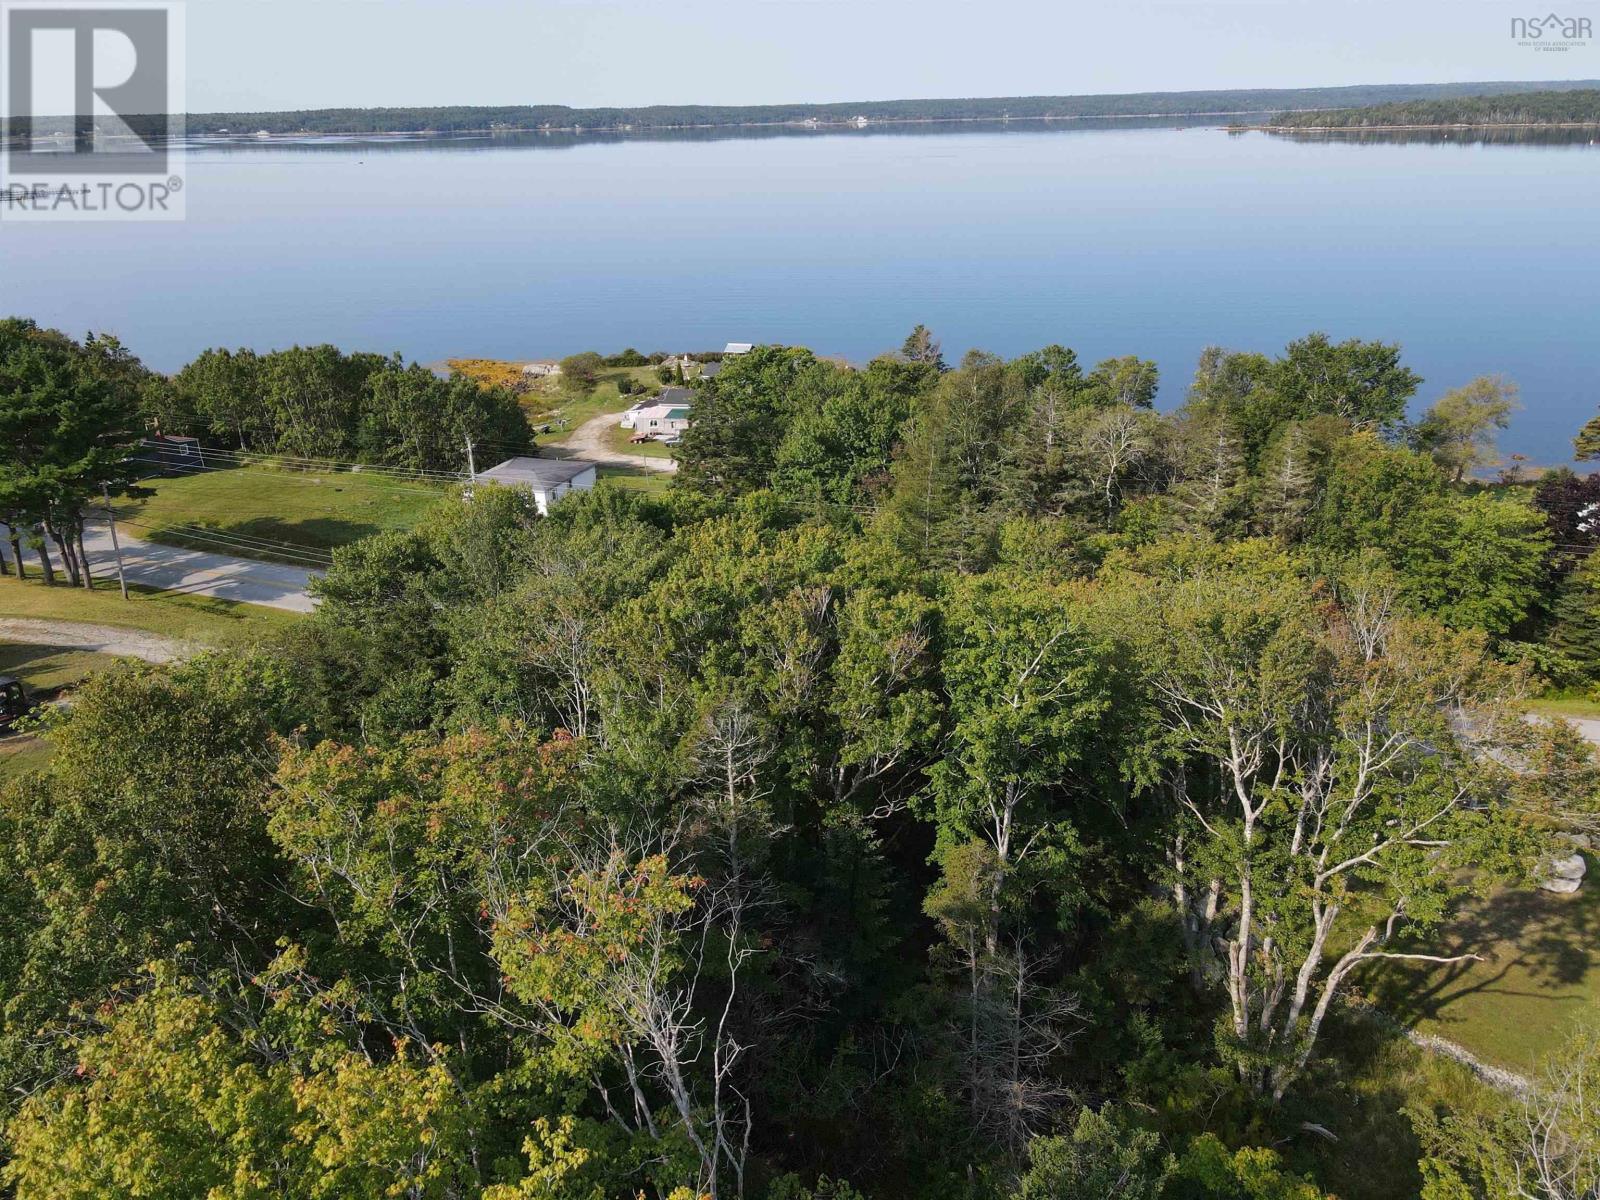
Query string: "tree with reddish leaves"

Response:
xmin=1532 ymin=467 xmax=1600 ymax=577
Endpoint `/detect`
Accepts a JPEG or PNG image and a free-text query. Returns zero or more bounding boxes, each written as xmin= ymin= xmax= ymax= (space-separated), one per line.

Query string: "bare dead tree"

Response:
xmin=1071 ymin=406 xmax=1159 ymax=517
xmin=1515 ymin=1026 xmax=1600 ymax=1200
xmin=943 ymin=932 xmax=1080 ymax=1160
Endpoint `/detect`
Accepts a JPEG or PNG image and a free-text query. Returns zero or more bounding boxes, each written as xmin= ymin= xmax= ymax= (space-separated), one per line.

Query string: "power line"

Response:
xmin=123 ymin=522 xmax=334 ymax=566
xmin=124 ymin=456 xmax=448 ymax=499
xmin=113 ymin=517 xmax=334 ymax=568
xmin=172 ymin=441 xmax=469 ymax=483
xmin=165 ymin=450 xmax=461 ymax=494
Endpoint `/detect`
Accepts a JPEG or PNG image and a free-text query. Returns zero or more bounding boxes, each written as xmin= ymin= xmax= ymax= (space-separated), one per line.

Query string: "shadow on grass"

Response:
xmin=0 ymin=642 xmax=77 ymax=676
xmin=152 ymin=516 xmax=379 ymax=562
xmin=217 ymin=516 xmax=381 ymax=551
xmin=0 ymin=644 xmax=115 ymax=699
xmin=1363 ymin=872 xmax=1600 ymax=1032
xmin=1280 ymin=1011 xmax=1488 ymax=1200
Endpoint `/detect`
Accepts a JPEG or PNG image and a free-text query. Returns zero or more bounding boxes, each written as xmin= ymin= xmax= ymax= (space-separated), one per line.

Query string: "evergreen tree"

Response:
xmin=1547 ymin=548 xmax=1600 ymax=684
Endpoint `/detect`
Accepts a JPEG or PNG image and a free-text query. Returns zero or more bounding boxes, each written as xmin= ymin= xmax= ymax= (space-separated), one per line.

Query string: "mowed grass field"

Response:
xmin=596 ymin=465 xmax=672 ymax=494
xmin=117 ymin=465 xmax=445 ymax=564
xmin=1361 ymin=861 xmax=1600 ymax=1072
xmin=0 ymin=643 xmax=125 ymax=694
xmin=0 ymin=577 xmax=300 ymax=646
xmin=1526 ymin=695 xmax=1600 ymax=721
xmin=604 ymin=422 xmax=675 ymax=459
xmin=0 ymin=644 xmax=134 ymax=782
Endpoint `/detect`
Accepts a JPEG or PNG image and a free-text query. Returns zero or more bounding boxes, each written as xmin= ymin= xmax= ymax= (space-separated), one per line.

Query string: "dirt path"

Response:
xmin=0 ymin=618 xmax=196 ymax=664
xmin=557 ymin=413 xmax=679 ymax=474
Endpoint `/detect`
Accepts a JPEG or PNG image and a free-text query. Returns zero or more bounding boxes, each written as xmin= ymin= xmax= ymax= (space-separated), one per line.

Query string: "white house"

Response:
xmin=619 ymin=387 xmax=693 ymax=438
xmin=522 ymin=360 xmax=562 ymax=378
xmin=723 ymin=342 xmax=754 ymax=356
xmin=476 ymin=456 xmax=597 ymax=515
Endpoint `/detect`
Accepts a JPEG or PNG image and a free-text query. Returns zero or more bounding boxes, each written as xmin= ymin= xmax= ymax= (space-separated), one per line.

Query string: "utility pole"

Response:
xmin=464 ymin=432 xmax=477 ymax=500
xmin=102 ymin=485 xmax=129 ymax=601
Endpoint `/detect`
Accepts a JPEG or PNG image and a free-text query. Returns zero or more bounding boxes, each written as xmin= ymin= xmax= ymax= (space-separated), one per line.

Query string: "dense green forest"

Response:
xmin=7 ymin=80 xmax=1599 ymax=138
xmin=3 ymin=321 xmax=1600 ymax=1199
xmin=149 ymin=343 xmax=532 ymax=468
xmin=1269 ymin=88 xmax=1600 ymax=128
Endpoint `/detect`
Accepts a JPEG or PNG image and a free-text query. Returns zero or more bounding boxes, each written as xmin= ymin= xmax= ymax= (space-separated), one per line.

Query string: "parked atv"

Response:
xmin=0 ymin=676 xmax=29 ymax=731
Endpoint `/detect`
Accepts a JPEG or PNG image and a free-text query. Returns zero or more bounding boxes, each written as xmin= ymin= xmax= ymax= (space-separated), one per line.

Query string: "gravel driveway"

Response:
xmin=557 ymin=413 xmax=679 ymax=474
xmin=0 ymin=618 xmax=195 ymax=664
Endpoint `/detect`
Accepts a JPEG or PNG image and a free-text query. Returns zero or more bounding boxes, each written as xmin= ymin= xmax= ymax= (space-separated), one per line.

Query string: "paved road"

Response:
xmin=2 ymin=522 xmax=319 ymax=613
xmin=1538 ymin=714 xmax=1600 ymax=748
xmin=557 ymin=413 xmax=679 ymax=474
xmin=0 ymin=618 xmax=194 ymax=663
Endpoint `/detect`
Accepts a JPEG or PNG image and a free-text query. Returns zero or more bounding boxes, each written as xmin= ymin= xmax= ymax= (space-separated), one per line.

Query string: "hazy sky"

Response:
xmin=186 ymin=0 xmax=1599 ymax=110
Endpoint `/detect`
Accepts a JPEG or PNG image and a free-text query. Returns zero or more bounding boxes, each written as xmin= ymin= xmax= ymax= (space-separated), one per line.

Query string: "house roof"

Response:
xmin=724 ymin=342 xmax=753 ymax=355
xmin=655 ymin=387 xmax=694 ymax=405
xmin=699 ymin=361 xmax=723 ymax=379
xmin=478 ymin=457 xmax=596 ymax=490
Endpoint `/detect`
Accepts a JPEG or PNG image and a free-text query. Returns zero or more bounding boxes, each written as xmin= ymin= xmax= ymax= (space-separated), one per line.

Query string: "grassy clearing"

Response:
xmin=0 ymin=644 xmax=124 ymax=695
xmin=604 ymin=422 xmax=675 ymax=459
xmin=0 ymin=738 xmax=54 ymax=781
xmin=1360 ymin=862 xmax=1600 ymax=1071
xmin=0 ymin=645 xmax=137 ymax=782
xmin=117 ymin=465 xmax=443 ymax=564
xmin=1283 ymin=1013 xmax=1498 ymax=1200
xmin=1525 ymin=694 xmax=1600 ymax=721
xmin=0 ymin=577 xmax=300 ymax=646
xmin=532 ymin=367 xmax=667 ymax=447
xmin=597 ymin=466 xmax=673 ymax=495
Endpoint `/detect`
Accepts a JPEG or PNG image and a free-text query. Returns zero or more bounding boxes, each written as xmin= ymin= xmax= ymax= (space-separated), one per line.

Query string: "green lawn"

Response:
xmin=1361 ymin=861 xmax=1600 ymax=1071
xmin=0 ymin=738 xmax=54 ymax=782
xmin=604 ymin=422 xmax=675 ymax=459
xmin=0 ymin=644 xmax=131 ymax=782
xmin=0 ymin=643 xmax=125 ymax=696
xmin=597 ymin=466 xmax=673 ymax=495
xmin=0 ymin=577 xmax=300 ymax=647
xmin=117 ymin=465 xmax=444 ymax=565
xmin=1525 ymin=695 xmax=1600 ymax=721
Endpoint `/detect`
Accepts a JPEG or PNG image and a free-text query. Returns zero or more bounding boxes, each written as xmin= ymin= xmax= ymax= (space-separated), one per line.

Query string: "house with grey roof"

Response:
xmin=476 ymin=456 xmax=597 ymax=515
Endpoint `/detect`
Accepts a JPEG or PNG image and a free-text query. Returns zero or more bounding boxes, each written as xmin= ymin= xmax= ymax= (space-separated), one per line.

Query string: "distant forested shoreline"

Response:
xmin=5 ymin=79 xmax=1599 ymax=138
xmin=1266 ymin=87 xmax=1600 ymax=129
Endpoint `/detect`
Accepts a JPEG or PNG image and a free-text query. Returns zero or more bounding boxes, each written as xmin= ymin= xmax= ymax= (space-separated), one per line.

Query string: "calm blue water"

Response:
xmin=3 ymin=122 xmax=1598 ymax=463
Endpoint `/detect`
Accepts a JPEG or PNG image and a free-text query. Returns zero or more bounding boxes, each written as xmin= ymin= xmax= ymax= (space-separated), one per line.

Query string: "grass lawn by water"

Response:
xmin=0 ymin=577 xmax=300 ymax=646
xmin=116 ymin=465 xmax=444 ymax=565
xmin=1361 ymin=862 xmax=1600 ymax=1072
